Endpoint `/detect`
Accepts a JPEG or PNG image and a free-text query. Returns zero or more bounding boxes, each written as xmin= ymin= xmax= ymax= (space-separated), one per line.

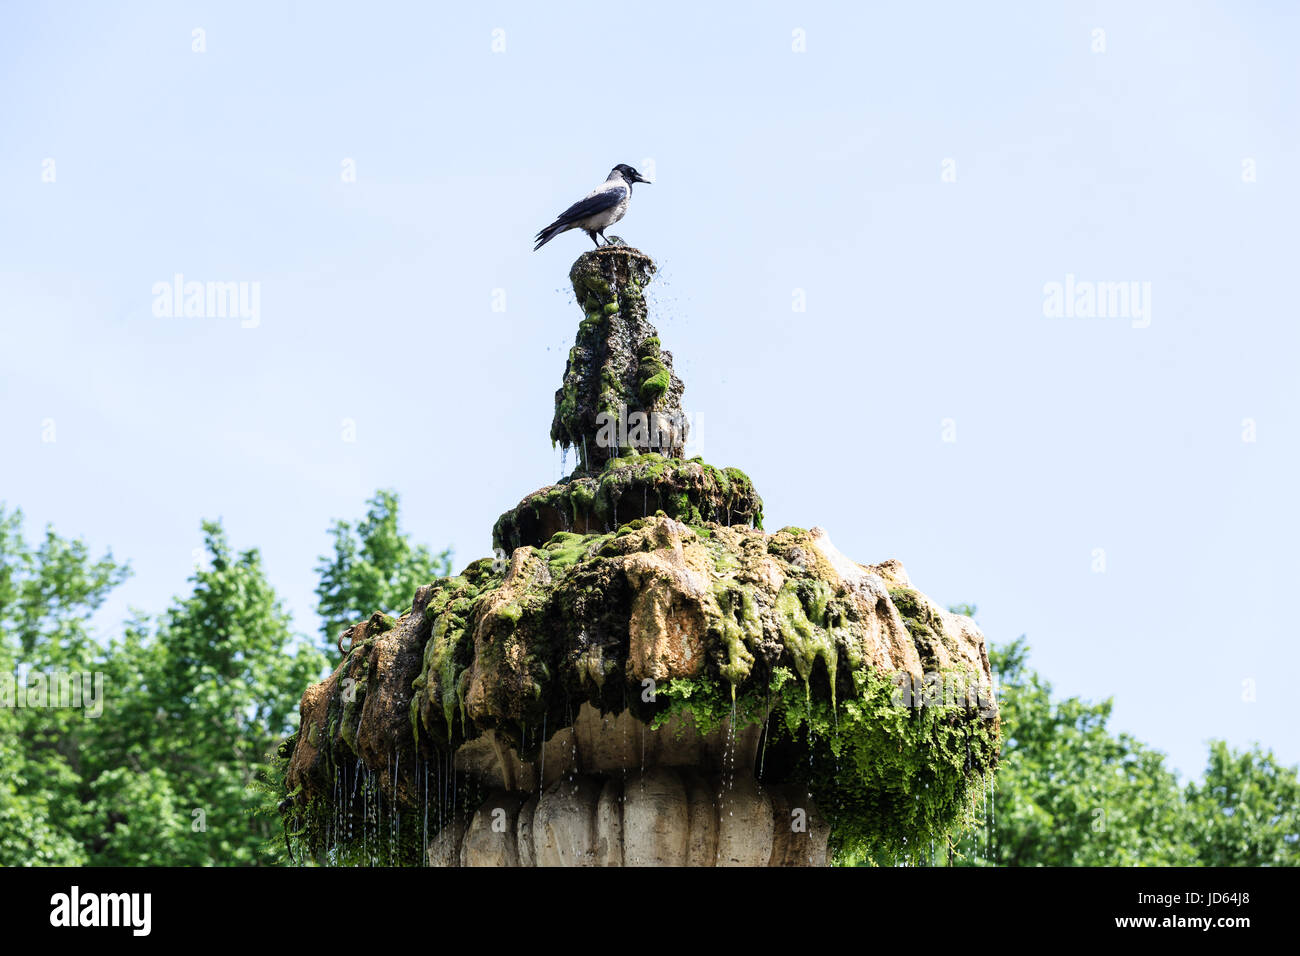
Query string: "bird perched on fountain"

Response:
xmin=533 ymin=164 xmax=652 ymax=251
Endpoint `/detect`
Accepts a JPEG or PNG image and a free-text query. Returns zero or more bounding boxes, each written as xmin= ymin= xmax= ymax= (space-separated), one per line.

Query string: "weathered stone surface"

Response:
xmin=461 ymin=790 xmax=525 ymax=867
xmin=533 ymin=775 xmax=603 ymax=866
xmin=445 ymin=768 xmax=831 ymax=866
xmin=449 ymin=705 xmax=758 ymax=792
xmin=595 ymin=778 xmax=623 ymax=866
xmin=767 ymin=784 xmax=831 ymax=867
xmin=622 ymin=767 xmax=689 ymax=866
xmin=516 ymin=793 xmax=538 ymax=867
xmin=716 ymin=774 xmax=774 ymax=866
xmin=428 ymin=817 xmax=465 ymax=867
xmin=682 ymin=769 xmax=719 ymax=866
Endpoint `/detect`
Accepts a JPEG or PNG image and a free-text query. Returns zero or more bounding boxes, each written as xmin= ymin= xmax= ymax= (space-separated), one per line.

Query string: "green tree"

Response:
xmin=1185 ymin=740 xmax=1300 ymax=866
xmin=2 ymin=507 xmax=327 ymax=866
xmin=315 ymin=489 xmax=452 ymax=649
xmin=0 ymin=505 xmax=129 ymax=866
xmin=952 ymin=634 xmax=1192 ymax=866
xmin=95 ymin=521 xmax=328 ymax=865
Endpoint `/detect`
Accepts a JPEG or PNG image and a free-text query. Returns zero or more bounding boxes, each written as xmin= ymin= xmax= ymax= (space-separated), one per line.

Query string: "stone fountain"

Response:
xmin=278 ymin=247 xmax=1000 ymax=866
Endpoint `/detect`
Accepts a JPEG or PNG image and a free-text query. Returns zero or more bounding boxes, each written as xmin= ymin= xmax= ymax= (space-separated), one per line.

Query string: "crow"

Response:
xmin=534 ymin=164 xmax=652 ymax=251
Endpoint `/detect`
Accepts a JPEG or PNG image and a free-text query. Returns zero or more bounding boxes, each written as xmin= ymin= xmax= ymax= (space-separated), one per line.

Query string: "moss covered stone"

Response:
xmin=550 ymin=247 xmax=687 ymax=470
xmin=493 ymin=454 xmax=764 ymax=551
xmin=283 ymin=518 xmax=998 ymax=864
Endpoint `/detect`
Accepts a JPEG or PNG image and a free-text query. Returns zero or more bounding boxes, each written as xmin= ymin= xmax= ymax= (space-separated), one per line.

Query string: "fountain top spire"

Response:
xmin=551 ymin=246 xmax=687 ymax=473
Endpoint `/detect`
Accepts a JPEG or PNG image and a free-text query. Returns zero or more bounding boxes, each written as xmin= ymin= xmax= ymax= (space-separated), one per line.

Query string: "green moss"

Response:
xmin=637 ymin=366 xmax=670 ymax=406
xmin=774 ymin=579 xmax=840 ymax=710
xmin=542 ymin=531 xmax=595 ymax=569
xmin=569 ymin=482 xmax=595 ymax=525
xmin=714 ymin=583 xmax=760 ymax=686
xmin=780 ymin=666 xmax=998 ymax=865
xmin=649 ymin=661 xmax=998 ymax=865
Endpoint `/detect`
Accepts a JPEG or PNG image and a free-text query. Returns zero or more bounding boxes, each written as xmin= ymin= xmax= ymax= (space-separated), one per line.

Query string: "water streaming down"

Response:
xmin=717 ymin=695 xmax=740 ymax=824
xmin=620 ymin=689 xmax=629 ymax=810
xmin=726 ymin=697 xmax=738 ymax=793
xmin=982 ymin=785 xmax=989 ymax=863
xmin=326 ymin=763 xmax=336 ymax=861
xmin=989 ymin=775 xmax=996 ymax=864
xmin=569 ymin=703 xmax=578 ymax=780
xmin=831 ymin=697 xmax=840 ymax=771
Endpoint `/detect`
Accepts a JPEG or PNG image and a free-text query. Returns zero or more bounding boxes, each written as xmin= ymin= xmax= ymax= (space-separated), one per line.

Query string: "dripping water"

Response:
xmin=982 ymin=785 xmax=989 ymax=863
xmin=990 ymin=775 xmax=996 ymax=864
xmin=327 ymin=763 xmax=336 ymax=859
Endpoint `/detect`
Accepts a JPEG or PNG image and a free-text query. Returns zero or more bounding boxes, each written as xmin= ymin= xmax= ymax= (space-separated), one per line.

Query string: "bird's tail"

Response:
xmin=533 ymin=220 xmax=567 ymax=251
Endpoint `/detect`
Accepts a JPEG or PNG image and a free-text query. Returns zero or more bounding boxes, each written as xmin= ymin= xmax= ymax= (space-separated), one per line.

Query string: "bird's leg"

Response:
xmin=597 ymin=229 xmax=610 ymax=245
xmin=586 ymin=230 xmax=600 ymax=247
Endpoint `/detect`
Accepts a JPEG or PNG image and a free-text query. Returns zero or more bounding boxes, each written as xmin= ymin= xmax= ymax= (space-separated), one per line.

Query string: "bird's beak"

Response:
xmin=634 ymin=174 xmax=652 ymax=184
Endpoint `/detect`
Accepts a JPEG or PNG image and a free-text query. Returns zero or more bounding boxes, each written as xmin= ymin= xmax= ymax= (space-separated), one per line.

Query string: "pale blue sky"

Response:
xmin=1 ymin=1 xmax=1296 ymax=778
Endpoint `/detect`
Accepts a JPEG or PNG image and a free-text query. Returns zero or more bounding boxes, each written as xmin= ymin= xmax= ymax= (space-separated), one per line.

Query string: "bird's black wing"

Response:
xmin=551 ymin=186 xmax=625 ymax=226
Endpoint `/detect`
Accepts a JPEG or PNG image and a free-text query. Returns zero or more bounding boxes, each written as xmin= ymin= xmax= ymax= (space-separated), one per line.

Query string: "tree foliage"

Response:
xmin=1185 ymin=740 xmax=1300 ymax=866
xmin=314 ymin=489 xmax=452 ymax=651
xmin=947 ymin=619 xmax=1300 ymax=867
xmin=0 ymin=506 xmax=325 ymax=866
